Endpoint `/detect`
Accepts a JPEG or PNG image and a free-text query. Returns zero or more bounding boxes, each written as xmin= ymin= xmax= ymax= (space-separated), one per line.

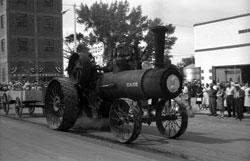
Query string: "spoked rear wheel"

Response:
xmin=156 ymin=98 xmax=188 ymax=138
xmin=15 ymin=97 xmax=23 ymax=118
xmin=2 ymin=93 xmax=9 ymax=115
xmin=109 ymin=98 xmax=142 ymax=143
xmin=44 ymin=78 xmax=79 ymax=130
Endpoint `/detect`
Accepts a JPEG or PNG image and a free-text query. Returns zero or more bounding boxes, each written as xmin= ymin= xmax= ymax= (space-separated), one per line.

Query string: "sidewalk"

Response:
xmin=190 ymin=97 xmax=250 ymax=119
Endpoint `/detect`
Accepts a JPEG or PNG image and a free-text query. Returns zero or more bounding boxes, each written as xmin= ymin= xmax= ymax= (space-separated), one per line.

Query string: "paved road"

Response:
xmin=0 ymin=116 xmax=181 ymax=161
xmin=1 ymin=105 xmax=250 ymax=161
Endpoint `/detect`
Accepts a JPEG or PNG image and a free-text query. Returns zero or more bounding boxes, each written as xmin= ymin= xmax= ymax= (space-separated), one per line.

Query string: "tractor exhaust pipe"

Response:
xmin=151 ymin=26 xmax=168 ymax=69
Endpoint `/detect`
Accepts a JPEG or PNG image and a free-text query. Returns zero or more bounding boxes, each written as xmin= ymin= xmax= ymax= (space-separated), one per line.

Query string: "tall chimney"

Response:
xmin=151 ymin=26 xmax=168 ymax=69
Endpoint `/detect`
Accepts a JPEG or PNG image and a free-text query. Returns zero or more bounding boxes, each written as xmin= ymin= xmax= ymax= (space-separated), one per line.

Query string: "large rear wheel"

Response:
xmin=44 ymin=78 xmax=80 ymax=130
xmin=109 ymin=98 xmax=142 ymax=143
xmin=156 ymin=98 xmax=188 ymax=138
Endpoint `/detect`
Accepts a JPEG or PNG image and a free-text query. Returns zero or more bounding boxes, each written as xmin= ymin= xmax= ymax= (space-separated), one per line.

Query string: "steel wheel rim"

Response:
xmin=45 ymin=80 xmax=65 ymax=129
xmin=156 ymin=99 xmax=188 ymax=138
xmin=109 ymin=99 xmax=142 ymax=143
xmin=3 ymin=93 xmax=9 ymax=115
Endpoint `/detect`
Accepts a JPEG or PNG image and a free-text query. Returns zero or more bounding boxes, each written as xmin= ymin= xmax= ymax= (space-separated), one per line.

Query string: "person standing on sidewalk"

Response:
xmin=202 ymin=83 xmax=210 ymax=110
xmin=208 ymin=83 xmax=217 ymax=116
xmin=244 ymin=83 xmax=250 ymax=114
xmin=216 ymin=84 xmax=225 ymax=118
xmin=182 ymin=83 xmax=191 ymax=106
xmin=196 ymin=83 xmax=203 ymax=110
xmin=225 ymin=82 xmax=234 ymax=117
xmin=234 ymin=84 xmax=245 ymax=121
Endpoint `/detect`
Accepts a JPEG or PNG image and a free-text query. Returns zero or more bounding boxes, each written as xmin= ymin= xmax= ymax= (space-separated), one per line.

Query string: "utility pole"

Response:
xmin=62 ymin=4 xmax=77 ymax=52
xmin=73 ymin=3 xmax=77 ymax=52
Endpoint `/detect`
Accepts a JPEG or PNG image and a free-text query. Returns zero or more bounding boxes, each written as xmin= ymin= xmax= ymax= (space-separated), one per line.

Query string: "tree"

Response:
xmin=65 ymin=0 xmax=177 ymax=69
xmin=177 ymin=56 xmax=195 ymax=68
xmin=64 ymin=33 xmax=90 ymax=59
xmin=142 ymin=18 xmax=177 ymax=66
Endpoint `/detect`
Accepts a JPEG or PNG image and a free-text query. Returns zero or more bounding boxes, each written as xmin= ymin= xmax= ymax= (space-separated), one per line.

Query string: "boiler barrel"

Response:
xmin=98 ymin=66 xmax=182 ymax=100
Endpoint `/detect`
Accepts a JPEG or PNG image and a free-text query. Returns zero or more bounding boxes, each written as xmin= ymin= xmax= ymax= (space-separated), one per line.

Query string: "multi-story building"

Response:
xmin=0 ymin=0 xmax=63 ymax=83
xmin=194 ymin=13 xmax=250 ymax=85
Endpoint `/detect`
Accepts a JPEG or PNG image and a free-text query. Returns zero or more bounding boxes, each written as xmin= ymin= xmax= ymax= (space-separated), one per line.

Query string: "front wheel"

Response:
xmin=2 ymin=93 xmax=9 ymax=115
xmin=156 ymin=98 xmax=188 ymax=138
xmin=109 ymin=98 xmax=142 ymax=143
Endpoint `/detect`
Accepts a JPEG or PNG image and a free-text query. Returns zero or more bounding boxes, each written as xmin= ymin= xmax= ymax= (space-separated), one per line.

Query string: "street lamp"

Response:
xmin=62 ymin=3 xmax=77 ymax=52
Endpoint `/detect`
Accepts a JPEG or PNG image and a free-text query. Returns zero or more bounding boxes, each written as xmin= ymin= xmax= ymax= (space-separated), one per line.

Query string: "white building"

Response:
xmin=194 ymin=13 xmax=250 ymax=85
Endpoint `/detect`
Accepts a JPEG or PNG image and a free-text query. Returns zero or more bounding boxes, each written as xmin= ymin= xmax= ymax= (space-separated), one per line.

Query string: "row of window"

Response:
xmin=0 ymin=38 xmax=55 ymax=52
xmin=200 ymin=69 xmax=212 ymax=73
xmin=18 ymin=14 xmax=54 ymax=29
xmin=0 ymin=14 xmax=54 ymax=29
xmin=0 ymin=0 xmax=54 ymax=7
xmin=238 ymin=28 xmax=250 ymax=34
xmin=201 ymin=76 xmax=213 ymax=80
xmin=0 ymin=15 xmax=4 ymax=28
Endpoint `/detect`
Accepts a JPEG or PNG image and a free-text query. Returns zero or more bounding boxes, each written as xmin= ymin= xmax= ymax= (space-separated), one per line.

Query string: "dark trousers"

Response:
xmin=232 ymin=98 xmax=236 ymax=117
xmin=226 ymin=95 xmax=233 ymax=116
xmin=235 ymin=98 xmax=244 ymax=120
xmin=209 ymin=97 xmax=217 ymax=115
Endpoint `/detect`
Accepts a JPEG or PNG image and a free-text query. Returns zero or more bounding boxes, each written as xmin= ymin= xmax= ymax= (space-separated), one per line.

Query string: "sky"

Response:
xmin=62 ymin=0 xmax=250 ymax=65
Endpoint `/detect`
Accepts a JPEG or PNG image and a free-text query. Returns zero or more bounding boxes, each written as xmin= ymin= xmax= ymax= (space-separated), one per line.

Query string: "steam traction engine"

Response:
xmin=44 ymin=26 xmax=188 ymax=143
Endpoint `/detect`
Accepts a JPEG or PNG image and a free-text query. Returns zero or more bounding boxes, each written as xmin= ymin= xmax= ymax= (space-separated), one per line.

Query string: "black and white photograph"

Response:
xmin=0 ymin=0 xmax=250 ymax=160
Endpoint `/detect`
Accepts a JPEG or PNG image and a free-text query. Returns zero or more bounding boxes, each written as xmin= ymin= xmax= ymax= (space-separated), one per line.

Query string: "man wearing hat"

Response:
xmin=234 ymin=83 xmax=245 ymax=121
xmin=208 ymin=83 xmax=218 ymax=116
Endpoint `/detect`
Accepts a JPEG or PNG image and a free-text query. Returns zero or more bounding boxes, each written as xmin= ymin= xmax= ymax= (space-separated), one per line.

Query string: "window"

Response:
xmin=17 ymin=14 xmax=27 ymax=27
xmin=209 ymin=76 xmax=212 ymax=80
xmin=18 ymin=38 xmax=28 ymax=51
xmin=1 ymin=39 xmax=5 ymax=51
xmin=201 ymin=70 xmax=204 ymax=73
xmin=209 ymin=69 xmax=212 ymax=73
xmin=0 ymin=0 xmax=4 ymax=6
xmin=0 ymin=15 xmax=4 ymax=28
xmin=44 ymin=16 xmax=54 ymax=30
xmin=238 ymin=29 xmax=250 ymax=34
xmin=201 ymin=76 xmax=204 ymax=80
xmin=44 ymin=39 xmax=54 ymax=51
xmin=44 ymin=0 xmax=53 ymax=7
xmin=16 ymin=0 xmax=27 ymax=5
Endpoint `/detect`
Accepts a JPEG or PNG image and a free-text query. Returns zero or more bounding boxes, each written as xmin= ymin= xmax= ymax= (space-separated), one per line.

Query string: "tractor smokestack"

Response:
xmin=151 ymin=26 xmax=168 ymax=69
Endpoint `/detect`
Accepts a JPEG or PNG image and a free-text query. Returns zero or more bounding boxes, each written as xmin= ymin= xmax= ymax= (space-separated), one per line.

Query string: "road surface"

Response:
xmin=0 ymin=106 xmax=250 ymax=161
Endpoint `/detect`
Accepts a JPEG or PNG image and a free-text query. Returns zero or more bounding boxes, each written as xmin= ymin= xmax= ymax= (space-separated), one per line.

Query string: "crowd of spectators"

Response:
xmin=182 ymin=80 xmax=250 ymax=121
xmin=0 ymin=81 xmax=49 ymax=91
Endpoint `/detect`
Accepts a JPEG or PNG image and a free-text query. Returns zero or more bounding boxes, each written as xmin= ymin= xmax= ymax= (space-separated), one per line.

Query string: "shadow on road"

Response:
xmin=183 ymin=131 xmax=250 ymax=144
xmin=69 ymin=129 xmax=189 ymax=160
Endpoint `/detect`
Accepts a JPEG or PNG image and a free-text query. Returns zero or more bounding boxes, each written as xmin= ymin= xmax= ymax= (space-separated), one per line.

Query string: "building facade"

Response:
xmin=0 ymin=0 xmax=63 ymax=83
xmin=183 ymin=64 xmax=201 ymax=82
xmin=194 ymin=13 xmax=250 ymax=85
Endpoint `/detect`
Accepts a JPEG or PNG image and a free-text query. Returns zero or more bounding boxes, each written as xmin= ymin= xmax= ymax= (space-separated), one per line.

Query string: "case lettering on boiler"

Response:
xmin=126 ymin=82 xmax=138 ymax=87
